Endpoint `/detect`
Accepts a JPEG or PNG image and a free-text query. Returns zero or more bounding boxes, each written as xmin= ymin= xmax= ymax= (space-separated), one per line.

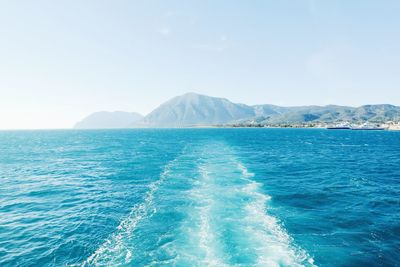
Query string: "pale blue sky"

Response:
xmin=1 ymin=0 xmax=400 ymax=129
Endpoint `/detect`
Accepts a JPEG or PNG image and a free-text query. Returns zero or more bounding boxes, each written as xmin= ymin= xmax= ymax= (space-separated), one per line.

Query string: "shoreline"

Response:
xmin=1 ymin=126 xmax=399 ymax=131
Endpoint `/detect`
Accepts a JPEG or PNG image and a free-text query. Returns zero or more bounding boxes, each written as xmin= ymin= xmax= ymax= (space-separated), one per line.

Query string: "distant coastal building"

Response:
xmin=387 ymin=121 xmax=400 ymax=131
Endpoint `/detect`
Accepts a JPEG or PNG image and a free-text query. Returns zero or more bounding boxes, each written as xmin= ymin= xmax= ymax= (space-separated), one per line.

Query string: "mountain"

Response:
xmin=74 ymin=111 xmax=143 ymax=129
xmin=143 ymin=93 xmax=255 ymax=127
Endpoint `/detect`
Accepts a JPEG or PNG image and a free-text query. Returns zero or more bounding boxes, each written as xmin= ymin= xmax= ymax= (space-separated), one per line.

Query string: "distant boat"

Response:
xmin=327 ymin=122 xmax=351 ymax=130
xmin=351 ymin=122 xmax=387 ymax=131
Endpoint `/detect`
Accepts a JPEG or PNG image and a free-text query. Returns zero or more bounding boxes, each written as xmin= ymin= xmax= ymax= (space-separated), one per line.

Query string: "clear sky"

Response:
xmin=1 ymin=1 xmax=400 ymax=129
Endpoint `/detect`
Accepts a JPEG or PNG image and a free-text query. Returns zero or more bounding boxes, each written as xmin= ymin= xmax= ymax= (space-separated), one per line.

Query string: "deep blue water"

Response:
xmin=0 ymin=129 xmax=399 ymax=266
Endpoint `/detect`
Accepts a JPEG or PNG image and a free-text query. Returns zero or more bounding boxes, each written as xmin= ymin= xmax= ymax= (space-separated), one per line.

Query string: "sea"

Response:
xmin=0 ymin=128 xmax=399 ymax=266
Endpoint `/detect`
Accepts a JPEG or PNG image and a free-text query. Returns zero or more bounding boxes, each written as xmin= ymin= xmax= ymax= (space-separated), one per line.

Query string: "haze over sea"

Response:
xmin=1 ymin=129 xmax=399 ymax=266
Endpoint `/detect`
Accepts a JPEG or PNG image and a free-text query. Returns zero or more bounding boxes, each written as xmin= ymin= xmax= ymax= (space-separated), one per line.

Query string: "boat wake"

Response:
xmin=83 ymin=142 xmax=315 ymax=266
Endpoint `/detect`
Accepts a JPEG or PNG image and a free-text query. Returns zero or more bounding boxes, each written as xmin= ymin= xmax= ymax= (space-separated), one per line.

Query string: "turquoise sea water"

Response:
xmin=0 ymin=129 xmax=399 ymax=266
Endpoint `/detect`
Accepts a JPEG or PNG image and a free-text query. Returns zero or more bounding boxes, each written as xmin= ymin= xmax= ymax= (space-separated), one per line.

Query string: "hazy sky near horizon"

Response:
xmin=1 ymin=1 xmax=400 ymax=129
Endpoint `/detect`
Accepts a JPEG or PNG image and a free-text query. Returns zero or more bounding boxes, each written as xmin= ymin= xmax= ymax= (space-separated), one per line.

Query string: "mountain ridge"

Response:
xmin=74 ymin=93 xmax=400 ymax=128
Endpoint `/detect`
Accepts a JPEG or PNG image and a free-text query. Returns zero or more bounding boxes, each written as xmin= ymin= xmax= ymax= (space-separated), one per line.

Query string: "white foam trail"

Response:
xmin=81 ymin=156 xmax=179 ymax=266
xmin=236 ymin=161 xmax=316 ymax=267
xmin=176 ymin=143 xmax=316 ymax=266
xmin=196 ymin=166 xmax=229 ymax=267
xmin=172 ymin=165 xmax=229 ymax=266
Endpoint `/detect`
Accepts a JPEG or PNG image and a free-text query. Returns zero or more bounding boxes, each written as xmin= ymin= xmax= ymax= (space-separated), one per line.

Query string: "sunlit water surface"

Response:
xmin=0 ymin=129 xmax=399 ymax=266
